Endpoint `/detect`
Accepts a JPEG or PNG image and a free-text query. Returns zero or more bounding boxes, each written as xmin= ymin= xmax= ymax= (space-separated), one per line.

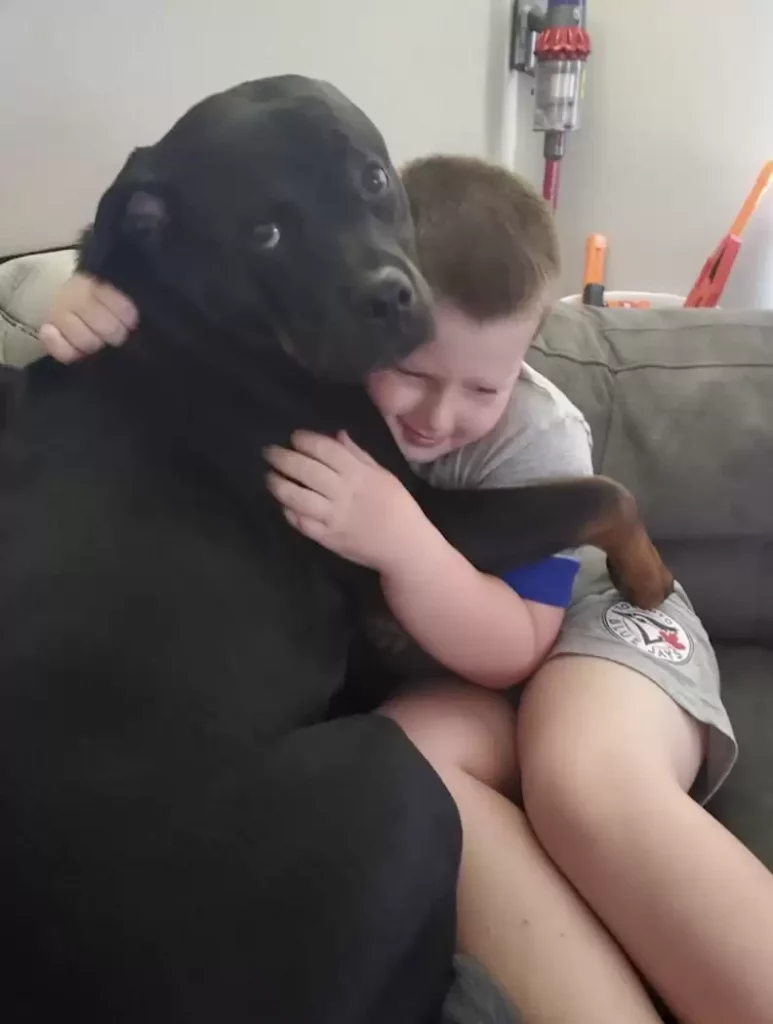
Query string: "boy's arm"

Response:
xmin=39 ymin=273 xmax=137 ymax=362
xmin=380 ymin=385 xmax=595 ymax=687
xmin=266 ymin=431 xmax=576 ymax=690
xmin=379 ymin=527 xmax=567 ymax=689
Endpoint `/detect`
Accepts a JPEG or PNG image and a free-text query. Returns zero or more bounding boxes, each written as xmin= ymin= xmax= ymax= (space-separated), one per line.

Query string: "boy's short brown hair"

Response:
xmin=400 ymin=155 xmax=559 ymax=321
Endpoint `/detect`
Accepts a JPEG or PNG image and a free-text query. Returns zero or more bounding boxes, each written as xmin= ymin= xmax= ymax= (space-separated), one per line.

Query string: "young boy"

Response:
xmin=41 ymin=156 xmax=773 ymax=1024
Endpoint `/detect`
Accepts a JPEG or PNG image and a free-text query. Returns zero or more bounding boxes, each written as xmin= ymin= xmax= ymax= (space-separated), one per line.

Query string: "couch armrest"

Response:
xmin=0 ymin=250 xmax=77 ymax=367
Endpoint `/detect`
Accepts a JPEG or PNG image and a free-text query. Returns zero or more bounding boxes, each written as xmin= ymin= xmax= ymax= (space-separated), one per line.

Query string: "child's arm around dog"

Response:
xmin=264 ymin=428 xmax=564 ymax=688
xmin=40 ymin=273 xmax=564 ymax=691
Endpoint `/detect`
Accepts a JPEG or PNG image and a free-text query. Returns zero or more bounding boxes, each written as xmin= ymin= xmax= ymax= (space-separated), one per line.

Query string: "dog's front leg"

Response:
xmin=415 ymin=476 xmax=673 ymax=610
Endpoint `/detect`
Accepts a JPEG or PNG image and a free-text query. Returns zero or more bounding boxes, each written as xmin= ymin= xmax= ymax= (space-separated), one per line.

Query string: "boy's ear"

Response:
xmin=78 ymin=147 xmax=168 ymax=277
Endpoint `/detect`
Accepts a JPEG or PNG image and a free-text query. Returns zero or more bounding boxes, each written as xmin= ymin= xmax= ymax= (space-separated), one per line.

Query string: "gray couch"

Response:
xmin=529 ymin=303 xmax=773 ymax=868
xmin=2 ymin=252 xmax=772 ymax=871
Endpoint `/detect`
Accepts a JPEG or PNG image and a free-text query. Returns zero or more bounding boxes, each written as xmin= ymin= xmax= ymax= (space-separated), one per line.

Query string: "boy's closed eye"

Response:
xmin=396 ymin=367 xmax=500 ymax=396
xmin=468 ymin=384 xmax=500 ymax=397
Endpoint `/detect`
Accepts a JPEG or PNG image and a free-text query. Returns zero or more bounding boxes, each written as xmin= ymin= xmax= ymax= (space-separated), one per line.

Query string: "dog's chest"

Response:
xmin=0 ymin=378 xmax=352 ymax=748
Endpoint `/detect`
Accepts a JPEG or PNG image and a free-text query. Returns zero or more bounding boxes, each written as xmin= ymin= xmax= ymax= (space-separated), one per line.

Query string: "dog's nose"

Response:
xmin=363 ymin=268 xmax=416 ymax=323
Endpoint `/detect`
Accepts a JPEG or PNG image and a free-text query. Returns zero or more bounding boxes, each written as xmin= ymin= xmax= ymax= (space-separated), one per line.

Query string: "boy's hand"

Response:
xmin=39 ymin=272 xmax=138 ymax=363
xmin=265 ymin=431 xmax=431 ymax=572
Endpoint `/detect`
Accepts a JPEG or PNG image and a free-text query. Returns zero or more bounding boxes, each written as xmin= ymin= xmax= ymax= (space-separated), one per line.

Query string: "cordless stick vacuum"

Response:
xmin=511 ymin=0 xmax=592 ymax=211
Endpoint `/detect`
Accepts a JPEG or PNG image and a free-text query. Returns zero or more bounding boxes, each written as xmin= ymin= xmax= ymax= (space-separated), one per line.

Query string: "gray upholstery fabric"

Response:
xmin=531 ymin=304 xmax=773 ymax=644
xmin=531 ymin=305 xmax=773 ymax=873
xmin=441 ymin=956 xmax=521 ymax=1024
xmin=0 ymin=249 xmax=74 ymax=367
xmin=709 ymin=644 xmax=773 ymax=868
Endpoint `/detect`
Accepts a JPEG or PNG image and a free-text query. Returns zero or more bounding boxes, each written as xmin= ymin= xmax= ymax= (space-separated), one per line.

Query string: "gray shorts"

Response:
xmin=548 ymin=550 xmax=736 ymax=803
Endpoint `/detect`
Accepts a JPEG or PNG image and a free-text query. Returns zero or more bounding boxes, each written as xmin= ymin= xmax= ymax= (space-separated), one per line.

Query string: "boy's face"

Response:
xmin=367 ymin=300 xmax=543 ymax=462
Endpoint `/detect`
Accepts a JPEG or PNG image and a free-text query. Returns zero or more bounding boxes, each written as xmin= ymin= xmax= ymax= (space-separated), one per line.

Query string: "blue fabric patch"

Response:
xmin=501 ymin=555 xmax=580 ymax=608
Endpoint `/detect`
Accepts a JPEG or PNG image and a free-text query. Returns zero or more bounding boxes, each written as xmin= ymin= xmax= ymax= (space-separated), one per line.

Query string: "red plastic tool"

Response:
xmin=684 ymin=161 xmax=773 ymax=308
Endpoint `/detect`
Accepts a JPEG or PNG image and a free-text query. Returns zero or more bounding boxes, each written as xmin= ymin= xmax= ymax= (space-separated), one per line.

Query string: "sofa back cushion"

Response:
xmin=530 ymin=304 xmax=773 ymax=644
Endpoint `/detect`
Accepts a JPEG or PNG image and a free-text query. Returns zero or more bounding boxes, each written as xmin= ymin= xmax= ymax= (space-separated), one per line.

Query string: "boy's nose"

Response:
xmin=423 ymin=393 xmax=456 ymax=435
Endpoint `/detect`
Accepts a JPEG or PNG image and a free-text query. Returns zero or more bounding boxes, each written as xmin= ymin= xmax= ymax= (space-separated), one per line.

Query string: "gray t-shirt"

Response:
xmin=358 ymin=366 xmax=595 ymax=679
xmin=411 ymin=363 xmax=594 ymax=489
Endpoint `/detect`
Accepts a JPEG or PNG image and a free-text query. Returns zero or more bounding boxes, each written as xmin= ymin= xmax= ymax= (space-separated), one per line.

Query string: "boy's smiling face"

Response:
xmin=367 ymin=300 xmax=544 ymax=463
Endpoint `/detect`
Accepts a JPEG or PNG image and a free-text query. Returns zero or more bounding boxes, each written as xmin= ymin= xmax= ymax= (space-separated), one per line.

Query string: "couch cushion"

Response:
xmin=708 ymin=644 xmax=773 ymax=870
xmin=0 ymin=249 xmax=76 ymax=367
xmin=530 ymin=304 xmax=773 ymax=644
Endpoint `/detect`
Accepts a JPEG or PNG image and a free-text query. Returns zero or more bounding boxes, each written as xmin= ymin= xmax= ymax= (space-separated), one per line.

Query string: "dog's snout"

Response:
xmin=363 ymin=268 xmax=416 ymax=323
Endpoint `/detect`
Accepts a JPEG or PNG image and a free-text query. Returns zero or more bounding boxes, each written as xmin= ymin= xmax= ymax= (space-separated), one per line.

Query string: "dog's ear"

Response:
xmin=123 ymin=190 xmax=168 ymax=237
xmin=78 ymin=147 xmax=168 ymax=278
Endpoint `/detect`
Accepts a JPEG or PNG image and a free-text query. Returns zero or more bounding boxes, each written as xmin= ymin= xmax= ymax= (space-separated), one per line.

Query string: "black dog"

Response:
xmin=0 ymin=76 xmax=671 ymax=1023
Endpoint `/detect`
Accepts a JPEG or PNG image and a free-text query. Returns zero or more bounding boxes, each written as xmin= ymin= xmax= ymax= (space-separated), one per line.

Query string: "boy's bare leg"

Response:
xmin=519 ymin=656 xmax=773 ymax=1024
xmin=381 ymin=682 xmax=662 ymax=1024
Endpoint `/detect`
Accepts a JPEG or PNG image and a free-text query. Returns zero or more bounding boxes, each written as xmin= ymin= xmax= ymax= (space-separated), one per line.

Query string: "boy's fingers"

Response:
xmin=290 ymin=430 xmax=353 ymax=473
xmin=79 ymin=301 xmax=131 ymax=347
xmin=284 ymin=509 xmax=328 ymax=543
xmin=338 ymin=431 xmax=378 ymax=467
xmin=39 ymin=324 xmax=82 ymax=363
xmin=59 ymin=312 xmax=105 ymax=355
xmin=263 ymin=446 xmax=339 ymax=497
xmin=93 ymin=283 xmax=139 ymax=330
xmin=266 ymin=471 xmax=331 ymax=522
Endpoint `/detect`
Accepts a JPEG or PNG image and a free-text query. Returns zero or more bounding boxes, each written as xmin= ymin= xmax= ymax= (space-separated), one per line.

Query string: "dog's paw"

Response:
xmin=606 ymin=539 xmax=674 ymax=610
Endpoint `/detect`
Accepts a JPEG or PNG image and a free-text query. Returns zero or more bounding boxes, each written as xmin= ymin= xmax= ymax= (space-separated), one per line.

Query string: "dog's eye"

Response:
xmin=362 ymin=163 xmax=389 ymax=195
xmin=253 ymin=223 xmax=281 ymax=250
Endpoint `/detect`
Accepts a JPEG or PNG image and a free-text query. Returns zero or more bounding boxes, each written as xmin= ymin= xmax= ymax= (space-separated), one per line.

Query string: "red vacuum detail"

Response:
xmin=542 ymin=159 xmax=561 ymax=211
xmin=512 ymin=1 xmax=593 ymax=213
xmin=532 ymin=11 xmax=592 ymax=212
xmin=534 ymin=26 xmax=591 ymax=60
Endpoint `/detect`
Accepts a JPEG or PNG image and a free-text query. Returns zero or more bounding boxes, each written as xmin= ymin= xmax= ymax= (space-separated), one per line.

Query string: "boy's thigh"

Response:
xmin=518 ymin=554 xmax=736 ymax=806
xmin=518 ymin=655 xmax=707 ymax=797
xmin=380 ymin=679 xmax=519 ymax=793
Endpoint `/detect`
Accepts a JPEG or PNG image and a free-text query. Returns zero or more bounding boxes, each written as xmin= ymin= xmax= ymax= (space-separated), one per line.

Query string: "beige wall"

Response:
xmin=5 ymin=1 xmax=771 ymax=308
xmin=0 ymin=0 xmax=505 ymax=256
xmin=512 ymin=0 xmax=773 ymax=306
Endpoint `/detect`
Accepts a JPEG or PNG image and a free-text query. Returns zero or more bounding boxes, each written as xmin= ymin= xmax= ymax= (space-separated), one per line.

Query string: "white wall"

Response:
xmin=515 ymin=0 xmax=773 ymax=306
xmin=6 ymin=1 xmax=770 ymax=306
xmin=0 ymin=0 xmax=503 ymax=256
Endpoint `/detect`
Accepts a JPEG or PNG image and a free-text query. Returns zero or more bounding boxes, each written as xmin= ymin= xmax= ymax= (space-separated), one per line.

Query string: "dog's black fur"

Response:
xmin=0 ymin=76 xmax=671 ymax=1023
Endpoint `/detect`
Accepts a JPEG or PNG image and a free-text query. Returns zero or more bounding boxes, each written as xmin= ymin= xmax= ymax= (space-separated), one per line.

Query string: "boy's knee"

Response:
xmin=380 ymin=680 xmax=519 ymax=790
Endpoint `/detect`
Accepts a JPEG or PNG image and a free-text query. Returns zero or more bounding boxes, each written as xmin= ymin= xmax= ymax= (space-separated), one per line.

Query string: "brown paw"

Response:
xmin=606 ymin=538 xmax=674 ymax=610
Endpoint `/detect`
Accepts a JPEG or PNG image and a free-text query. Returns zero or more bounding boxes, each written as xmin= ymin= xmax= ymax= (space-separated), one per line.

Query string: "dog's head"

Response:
xmin=80 ymin=75 xmax=433 ymax=382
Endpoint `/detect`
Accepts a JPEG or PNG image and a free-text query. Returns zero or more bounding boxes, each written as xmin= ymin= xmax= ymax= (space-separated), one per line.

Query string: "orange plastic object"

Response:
xmin=684 ymin=161 xmax=773 ymax=308
xmin=583 ymin=233 xmax=608 ymax=288
xmin=730 ymin=161 xmax=773 ymax=236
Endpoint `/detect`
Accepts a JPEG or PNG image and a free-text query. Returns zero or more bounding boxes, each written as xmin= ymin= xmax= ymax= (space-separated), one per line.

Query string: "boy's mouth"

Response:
xmin=397 ymin=419 xmax=445 ymax=448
